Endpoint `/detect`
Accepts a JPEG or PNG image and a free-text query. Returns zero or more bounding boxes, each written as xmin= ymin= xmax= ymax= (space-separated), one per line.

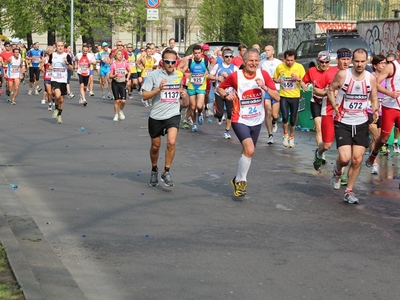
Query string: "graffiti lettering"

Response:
xmin=316 ymin=22 xmax=356 ymax=33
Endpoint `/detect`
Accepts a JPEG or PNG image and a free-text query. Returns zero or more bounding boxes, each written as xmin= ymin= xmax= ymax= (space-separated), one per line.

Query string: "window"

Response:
xmin=310 ymin=39 xmax=327 ymax=55
xmin=174 ymin=18 xmax=186 ymax=43
xmin=136 ymin=21 xmax=147 ymax=44
xmin=297 ymin=41 xmax=312 ymax=58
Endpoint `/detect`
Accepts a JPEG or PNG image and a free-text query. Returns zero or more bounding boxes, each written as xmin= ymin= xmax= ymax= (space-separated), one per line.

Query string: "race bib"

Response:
xmin=282 ymin=79 xmax=297 ymax=90
xmin=53 ymin=67 xmax=66 ymax=80
xmin=240 ymin=97 xmax=263 ymax=119
xmin=344 ymin=99 xmax=367 ymax=112
xmin=191 ymin=73 xmax=205 ymax=84
xmin=32 ymin=56 xmax=40 ymax=64
xmin=160 ymin=84 xmax=180 ymax=103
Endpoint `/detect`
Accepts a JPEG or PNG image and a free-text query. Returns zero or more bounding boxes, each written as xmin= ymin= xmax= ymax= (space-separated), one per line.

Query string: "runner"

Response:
xmin=329 ymin=48 xmax=378 ymax=204
xmin=75 ymin=44 xmax=96 ymax=106
xmin=231 ymin=44 xmax=247 ymax=68
xmin=208 ymin=48 xmax=239 ymax=139
xmin=137 ymin=46 xmax=156 ymax=107
xmin=88 ymin=45 xmax=95 ymax=96
xmin=366 ymin=43 xmax=400 ymax=168
xmin=142 ymin=48 xmax=188 ymax=187
xmin=126 ymin=43 xmax=138 ymax=99
xmin=301 ymin=51 xmax=335 ymax=158
xmin=109 ymin=50 xmax=131 ymax=121
xmin=260 ymin=45 xmax=282 ymax=144
xmin=273 ymin=49 xmax=306 ymax=148
xmin=177 ymin=44 xmax=209 ymax=132
xmin=41 ymin=46 xmax=54 ymax=111
xmin=4 ymin=47 xmax=25 ymax=105
xmin=217 ymin=48 xmax=280 ymax=197
xmin=96 ymin=42 xmax=112 ymax=100
xmin=65 ymin=45 xmax=75 ymax=99
xmin=48 ymin=41 xmax=74 ymax=124
xmin=0 ymin=42 xmax=14 ymax=99
xmin=26 ymin=42 xmax=43 ymax=96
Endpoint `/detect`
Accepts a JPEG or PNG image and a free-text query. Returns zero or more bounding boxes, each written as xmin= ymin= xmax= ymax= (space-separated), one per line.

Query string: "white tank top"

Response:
xmin=335 ymin=69 xmax=371 ymax=125
xmin=7 ymin=56 xmax=21 ymax=79
xmin=237 ymin=69 xmax=265 ymax=126
xmin=51 ymin=52 xmax=69 ymax=83
xmin=383 ymin=60 xmax=400 ymax=110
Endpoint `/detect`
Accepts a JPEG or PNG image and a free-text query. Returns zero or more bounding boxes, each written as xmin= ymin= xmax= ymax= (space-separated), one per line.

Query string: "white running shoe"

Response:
xmin=41 ymin=99 xmax=46 ymax=104
xmin=272 ymin=123 xmax=278 ymax=133
xmin=119 ymin=110 xmax=125 ymax=120
xmin=288 ymin=137 xmax=295 ymax=148
xmin=35 ymin=90 xmax=39 ymax=95
xmin=344 ymin=191 xmax=359 ymax=204
xmin=141 ymin=99 xmax=149 ymax=107
xmin=47 ymin=106 xmax=52 ymax=111
xmin=282 ymin=135 xmax=289 ymax=147
xmin=331 ymin=168 xmax=341 ymax=190
xmin=28 ymin=89 xmax=32 ymax=96
xmin=113 ymin=114 xmax=119 ymax=122
xmin=267 ymin=136 xmax=274 ymax=144
xmin=82 ymin=99 xmax=87 ymax=106
xmin=223 ymin=132 xmax=231 ymax=139
xmin=371 ymin=163 xmax=379 ymax=174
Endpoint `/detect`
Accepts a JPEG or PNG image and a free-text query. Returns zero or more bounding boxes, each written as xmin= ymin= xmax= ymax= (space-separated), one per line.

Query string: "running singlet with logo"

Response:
xmin=50 ymin=52 xmax=69 ymax=83
xmin=97 ymin=50 xmax=111 ymax=69
xmin=127 ymin=53 xmax=137 ymax=73
xmin=383 ymin=60 xmax=400 ymax=110
xmin=27 ymin=49 xmax=43 ymax=68
xmin=43 ymin=57 xmax=52 ymax=81
xmin=7 ymin=56 xmax=21 ymax=79
xmin=219 ymin=69 xmax=277 ymax=126
xmin=188 ymin=58 xmax=208 ymax=90
xmin=76 ymin=53 xmax=93 ymax=76
xmin=335 ymin=69 xmax=371 ymax=125
xmin=110 ymin=61 xmax=129 ymax=82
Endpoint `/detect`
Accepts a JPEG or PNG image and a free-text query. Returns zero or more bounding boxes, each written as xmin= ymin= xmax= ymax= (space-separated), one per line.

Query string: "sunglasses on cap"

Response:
xmin=164 ymin=60 xmax=177 ymax=65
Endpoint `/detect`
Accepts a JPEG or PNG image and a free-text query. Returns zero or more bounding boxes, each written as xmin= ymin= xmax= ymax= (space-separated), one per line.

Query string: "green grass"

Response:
xmin=0 ymin=284 xmax=24 ymax=300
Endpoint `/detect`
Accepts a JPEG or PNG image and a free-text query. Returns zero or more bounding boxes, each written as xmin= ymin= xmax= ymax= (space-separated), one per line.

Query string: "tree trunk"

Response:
xmin=27 ymin=33 xmax=33 ymax=48
xmin=47 ymin=30 xmax=56 ymax=47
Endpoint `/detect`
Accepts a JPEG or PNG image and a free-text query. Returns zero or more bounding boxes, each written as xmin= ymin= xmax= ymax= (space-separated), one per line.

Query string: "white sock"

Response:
xmin=394 ymin=139 xmax=398 ymax=144
xmin=236 ymin=154 xmax=252 ymax=182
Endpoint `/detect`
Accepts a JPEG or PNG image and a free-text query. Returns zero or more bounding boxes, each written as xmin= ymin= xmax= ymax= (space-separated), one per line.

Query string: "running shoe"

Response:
xmin=52 ymin=109 xmax=58 ymax=119
xmin=90 ymin=91 xmax=94 ymax=96
xmin=341 ymin=173 xmax=348 ymax=186
xmin=313 ymin=148 xmax=323 ymax=171
xmin=79 ymin=98 xmax=83 ymax=105
xmin=365 ymin=152 xmax=377 ymax=167
xmin=119 ymin=110 xmax=125 ymax=120
xmin=107 ymin=92 xmax=112 ymax=100
xmin=371 ymin=163 xmax=379 ymax=174
xmin=37 ymin=87 xmax=42 ymax=92
xmin=344 ymin=191 xmax=359 ymax=204
xmin=161 ymin=172 xmax=174 ymax=186
xmin=272 ymin=122 xmax=278 ymax=133
xmin=231 ymin=177 xmax=247 ymax=197
xmin=6 ymin=90 xmax=11 ymax=97
xmin=28 ymin=89 xmax=32 ymax=96
xmin=102 ymin=93 xmax=106 ymax=100
xmin=141 ymin=99 xmax=149 ymax=107
xmin=47 ymin=105 xmax=52 ymax=111
xmin=282 ymin=135 xmax=289 ymax=147
xmin=11 ymin=100 xmax=16 ymax=105
xmin=218 ymin=119 xmax=222 ymax=126
xmin=198 ymin=113 xmax=204 ymax=125
xmin=41 ymin=99 xmax=46 ymax=105
xmin=379 ymin=144 xmax=389 ymax=156
xmin=188 ymin=117 xmax=193 ymax=126
xmin=393 ymin=143 xmax=400 ymax=154
xmin=192 ymin=124 xmax=198 ymax=132
xmin=322 ymin=152 xmax=327 ymax=165
xmin=34 ymin=89 xmax=39 ymax=95
xmin=57 ymin=115 xmax=62 ymax=124
xmin=267 ymin=135 xmax=274 ymax=144
xmin=113 ymin=114 xmax=119 ymax=122
xmin=222 ymin=113 xmax=226 ymax=121
xmin=288 ymin=137 xmax=295 ymax=148
xmin=223 ymin=132 xmax=231 ymax=139
xmin=82 ymin=99 xmax=88 ymax=106
xmin=181 ymin=121 xmax=189 ymax=129
xmin=149 ymin=171 xmax=159 ymax=187
xmin=331 ymin=168 xmax=341 ymax=190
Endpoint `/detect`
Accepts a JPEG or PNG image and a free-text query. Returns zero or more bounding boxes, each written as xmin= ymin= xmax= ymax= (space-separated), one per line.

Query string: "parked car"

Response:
xmin=184 ymin=41 xmax=241 ymax=57
xmin=295 ymin=30 xmax=374 ymax=70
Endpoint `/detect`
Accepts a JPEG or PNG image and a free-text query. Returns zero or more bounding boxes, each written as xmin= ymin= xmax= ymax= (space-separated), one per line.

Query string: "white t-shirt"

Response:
xmin=260 ymin=58 xmax=282 ymax=90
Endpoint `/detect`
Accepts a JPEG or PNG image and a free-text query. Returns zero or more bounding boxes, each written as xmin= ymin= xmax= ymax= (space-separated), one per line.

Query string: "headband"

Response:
xmin=337 ymin=52 xmax=352 ymax=59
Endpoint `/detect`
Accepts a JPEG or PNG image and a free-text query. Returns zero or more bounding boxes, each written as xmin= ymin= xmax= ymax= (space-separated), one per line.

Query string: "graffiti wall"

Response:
xmin=283 ymin=19 xmax=400 ymax=56
xmin=359 ymin=20 xmax=400 ymax=55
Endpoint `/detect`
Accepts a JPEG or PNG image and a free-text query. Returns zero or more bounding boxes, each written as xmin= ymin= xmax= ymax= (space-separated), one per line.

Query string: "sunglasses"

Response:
xmin=117 ymin=44 xmax=123 ymax=46
xmin=224 ymin=55 xmax=233 ymax=58
xmin=164 ymin=60 xmax=177 ymax=65
xmin=319 ymin=61 xmax=330 ymax=64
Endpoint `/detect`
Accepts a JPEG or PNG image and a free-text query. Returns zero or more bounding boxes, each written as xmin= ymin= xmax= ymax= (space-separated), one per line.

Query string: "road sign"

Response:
xmin=145 ymin=0 xmax=160 ymax=9
xmin=147 ymin=9 xmax=159 ymax=21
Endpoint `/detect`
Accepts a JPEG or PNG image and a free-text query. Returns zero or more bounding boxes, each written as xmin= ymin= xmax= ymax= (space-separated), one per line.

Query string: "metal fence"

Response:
xmin=296 ymin=0 xmax=400 ymax=21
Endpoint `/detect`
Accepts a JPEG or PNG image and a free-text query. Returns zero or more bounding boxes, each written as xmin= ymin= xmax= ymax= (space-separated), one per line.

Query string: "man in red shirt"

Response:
xmin=0 ymin=42 xmax=14 ymax=97
xmin=302 ymin=51 xmax=337 ymax=166
xmin=110 ymin=40 xmax=128 ymax=61
xmin=231 ymin=44 xmax=247 ymax=69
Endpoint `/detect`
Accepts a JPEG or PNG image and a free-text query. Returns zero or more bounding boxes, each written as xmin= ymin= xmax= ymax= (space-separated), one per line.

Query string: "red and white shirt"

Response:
xmin=383 ymin=60 xmax=400 ymax=110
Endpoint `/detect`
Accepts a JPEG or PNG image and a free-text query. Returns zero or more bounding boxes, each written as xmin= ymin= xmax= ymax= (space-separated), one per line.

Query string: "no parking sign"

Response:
xmin=146 ymin=0 xmax=160 ymax=9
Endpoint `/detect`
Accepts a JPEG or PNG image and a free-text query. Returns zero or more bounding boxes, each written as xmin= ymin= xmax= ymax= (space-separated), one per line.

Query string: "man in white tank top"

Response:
xmin=366 ymin=42 xmax=400 ymax=167
xmin=48 ymin=41 xmax=74 ymax=124
xmin=328 ymin=48 xmax=378 ymax=204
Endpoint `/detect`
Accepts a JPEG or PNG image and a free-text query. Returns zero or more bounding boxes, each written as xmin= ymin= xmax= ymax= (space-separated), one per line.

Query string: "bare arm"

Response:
xmin=369 ymin=75 xmax=379 ymax=123
xmin=328 ymin=70 xmax=346 ymax=115
xmin=376 ymin=63 xmax=400 ymax=99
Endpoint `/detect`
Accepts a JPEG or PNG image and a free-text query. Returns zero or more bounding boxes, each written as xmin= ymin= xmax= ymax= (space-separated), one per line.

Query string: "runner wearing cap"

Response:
xmin=0 ymin=42 xmax=14 ymax=98
xmin=96 ymin=42 xmax=112 ymax=100
xmin=302 ymin=50 xmax=336 ymax=164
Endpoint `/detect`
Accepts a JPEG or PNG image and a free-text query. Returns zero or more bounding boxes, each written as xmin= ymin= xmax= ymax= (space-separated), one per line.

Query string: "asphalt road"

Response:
xmin=0 ymin=81 xmax=400 ymax=300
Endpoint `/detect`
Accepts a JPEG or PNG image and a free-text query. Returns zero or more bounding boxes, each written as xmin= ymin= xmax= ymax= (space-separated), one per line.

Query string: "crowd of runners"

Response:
xmin=1 ymin=38 xmax=399 ymax=203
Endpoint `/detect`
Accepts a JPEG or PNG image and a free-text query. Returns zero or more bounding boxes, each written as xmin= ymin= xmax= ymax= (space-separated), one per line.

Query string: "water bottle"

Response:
xmin=80 ymin=127 xmax=85 ymax=132
xmin=308 ymin=83 xmax=313 ymax=92
xmin=207 ymin=119 xmax=213 ymax=124
xmin=9 ymin=184 xmax=18 ymax=189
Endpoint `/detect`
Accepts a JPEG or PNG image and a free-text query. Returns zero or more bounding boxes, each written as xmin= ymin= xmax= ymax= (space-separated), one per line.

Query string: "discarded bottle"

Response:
xmin=207 ymin=119 xmax=213 ymax=124
xmin=80 ymin=127 xmax=85 ymax=132
xmin=9 ymin=184 xmax=18 ymax=190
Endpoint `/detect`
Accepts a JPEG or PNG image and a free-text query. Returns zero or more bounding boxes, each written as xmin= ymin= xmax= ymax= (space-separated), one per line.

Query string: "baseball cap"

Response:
xmin=102 ymin=42 xmax=109 ymax=47
xmin=317 ymin=51 xmax=330 ymax=61
xmin=223 ymin=49 xmax=233 ymax=56
xmin=202 ymin=44 xmax=210 ymax=51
